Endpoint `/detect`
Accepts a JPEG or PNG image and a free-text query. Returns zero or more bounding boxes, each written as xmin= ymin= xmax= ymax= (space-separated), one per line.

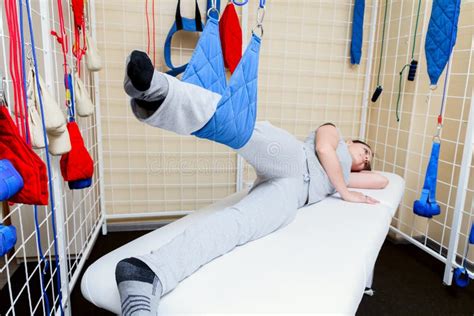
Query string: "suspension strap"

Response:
xmin=395 ymin=0 xmax=422 ymax=121
xmin=145 ymin=0 xmax=156 ymax=65
xmin=51 ymin=0 xmax=69 ymax=77
xmin=25 ymin=0 xmax=65 ymax=313
xmin=71 ymin=0 xmax=87 ymax=76
xmin=5 ymin=0 xmax=29 ymax=141
xmin=370 ymin=0 xmax=388 ymax=103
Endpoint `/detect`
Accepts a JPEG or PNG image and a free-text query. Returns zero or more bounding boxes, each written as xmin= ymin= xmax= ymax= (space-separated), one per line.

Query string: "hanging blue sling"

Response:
xmin=413 ymin=141 xmax=441 ymax=218
xmin=350 ymin=0 xmax=364 ymax=65
xmin=181 ymin=0 xmax=264 ymax=150
xmin=424 ymin=0 xmax=461 ymax=86
xmin=182 ymin=17 xmax=227 ymax=95
xmin=413 ymin=0 xmax=461 ymax=219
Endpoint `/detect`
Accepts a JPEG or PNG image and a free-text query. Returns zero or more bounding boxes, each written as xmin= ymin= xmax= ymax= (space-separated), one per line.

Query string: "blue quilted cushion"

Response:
xmin=193 ymin=35 xmax=261 ymax=149
xmin=424 ymin=0 xmax=461 ymax=86
xmin=182 ymin=18 xmax=227 ymax=95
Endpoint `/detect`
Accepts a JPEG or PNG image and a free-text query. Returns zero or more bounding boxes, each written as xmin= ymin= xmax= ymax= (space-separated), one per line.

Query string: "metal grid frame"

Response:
xmin=364 ymin=0 xmax=474 ymax=285
xmin=0 ymin=0 xmax=104 ymax=315
xmin=1 ymin=2 xmax=473 ymax=316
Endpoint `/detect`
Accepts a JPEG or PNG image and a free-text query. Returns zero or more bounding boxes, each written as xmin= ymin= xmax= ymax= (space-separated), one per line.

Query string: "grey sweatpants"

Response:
xmin=129 ymin=73 xmax=310 ymax=296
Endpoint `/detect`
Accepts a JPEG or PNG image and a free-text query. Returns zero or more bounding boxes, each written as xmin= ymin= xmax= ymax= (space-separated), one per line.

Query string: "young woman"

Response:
xmin=114 ymin=51 xmax=388 ymax=316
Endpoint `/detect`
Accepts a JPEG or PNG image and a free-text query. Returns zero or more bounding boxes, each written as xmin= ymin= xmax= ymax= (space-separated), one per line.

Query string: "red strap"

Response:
xmin=152 ymin=0 xmax=156 ymax=66
xmin=146 ymin=0 xmax=150 ymax=55
xmin=145 ymin=0 xmax=156 ymax=65
xmin=71 ymin=0 xmax=85 ymax=26
xmin=71 ymin=0 xmax=87 ymax=76
xmin=51 ymin=0 xmax=69 ymax=77
xmin=5 ymin=0 xmax=30 ymax=144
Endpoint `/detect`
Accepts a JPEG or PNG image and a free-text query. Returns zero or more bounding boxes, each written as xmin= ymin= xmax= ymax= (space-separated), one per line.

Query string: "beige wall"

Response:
xmin=366 ymin=0 xmax=473 ymax=259
xmin=95 ymin=0 xmax=375 ymax=216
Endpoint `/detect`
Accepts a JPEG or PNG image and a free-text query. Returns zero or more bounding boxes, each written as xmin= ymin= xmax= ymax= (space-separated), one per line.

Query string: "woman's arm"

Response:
xmin=348 ymin=171 xmax=389 ymax=189
xmin=315 ymin=125 xmax=378 ymax=204
xmin=315 ymin=125 xmax=349 ymax=196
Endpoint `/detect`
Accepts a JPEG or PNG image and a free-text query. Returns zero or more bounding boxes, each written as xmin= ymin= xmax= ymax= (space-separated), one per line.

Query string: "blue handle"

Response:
xmin=371 ymin=86 xmax=383 ymax=102
xmin=0 ymin=159 xmax=24 ymax=201
xmin=407 ymin=59 xmax=418 ymax=81
xmin=453 ymin=267 xmax=471 ymax=288
xmin=0 ymin=225 xmax=17 ymax=257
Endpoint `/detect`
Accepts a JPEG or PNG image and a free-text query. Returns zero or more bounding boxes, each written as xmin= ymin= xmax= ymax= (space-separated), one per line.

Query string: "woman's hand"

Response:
xmin=341 ymin=190 xmax=379 ymax=204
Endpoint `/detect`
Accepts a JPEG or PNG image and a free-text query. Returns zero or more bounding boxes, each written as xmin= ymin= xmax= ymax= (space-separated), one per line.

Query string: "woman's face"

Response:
xmin=347 ymin=141 xmax=373 ymax=171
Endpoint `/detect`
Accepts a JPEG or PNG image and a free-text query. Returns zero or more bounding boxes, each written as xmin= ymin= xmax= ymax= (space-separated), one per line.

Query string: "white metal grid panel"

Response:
xmin=0 ymin=1 xmax=103 ymax=315
xmin=365 ymin=0 xmax=474 ymax=282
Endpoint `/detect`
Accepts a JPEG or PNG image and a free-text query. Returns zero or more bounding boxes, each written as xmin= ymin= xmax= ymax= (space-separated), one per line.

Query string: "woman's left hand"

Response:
xmin=341 ymin=190 xmax=379 ymax=204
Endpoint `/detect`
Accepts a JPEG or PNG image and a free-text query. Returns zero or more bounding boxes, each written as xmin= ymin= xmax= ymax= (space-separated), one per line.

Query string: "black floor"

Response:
xmin=19 ymin=230 xmax=474 ymax=315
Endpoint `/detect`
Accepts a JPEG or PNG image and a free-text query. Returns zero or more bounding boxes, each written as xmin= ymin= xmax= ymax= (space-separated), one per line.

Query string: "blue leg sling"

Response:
xmin=181 ymin=1 xmax=264 ymax=149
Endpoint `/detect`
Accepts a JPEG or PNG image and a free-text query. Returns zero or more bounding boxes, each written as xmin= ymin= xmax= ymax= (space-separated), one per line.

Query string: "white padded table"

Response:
xmin=81 ymin=172 xmax=404 ymax=315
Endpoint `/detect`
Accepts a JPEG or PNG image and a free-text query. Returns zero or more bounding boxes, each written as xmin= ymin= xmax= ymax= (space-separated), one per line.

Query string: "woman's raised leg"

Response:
xmin=124 ymin=50 xmax=222 ymax=136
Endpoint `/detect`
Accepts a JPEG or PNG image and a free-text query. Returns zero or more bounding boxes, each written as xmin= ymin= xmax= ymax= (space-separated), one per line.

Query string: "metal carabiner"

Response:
xmin=256 ymin=6 xmax=265 ymax=24
xmin=207 ymin=7 xmax=220 ymax=20
xmin=207 ymin=0 xmax=220 ymax=20
xmin=433 ymin=124 xmax=442 ymax=143
xmin=251 ymin=6 xmax=265 ymax=38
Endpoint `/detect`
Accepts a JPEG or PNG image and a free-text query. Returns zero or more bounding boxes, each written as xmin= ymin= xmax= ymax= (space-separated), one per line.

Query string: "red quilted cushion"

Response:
xmin=0 ymin=106 xmax=48 ymax=205
xmin=60 ymin=121 xmax=94 ymax=181
xmin=219 ymin=3 xmax=242 ymax=74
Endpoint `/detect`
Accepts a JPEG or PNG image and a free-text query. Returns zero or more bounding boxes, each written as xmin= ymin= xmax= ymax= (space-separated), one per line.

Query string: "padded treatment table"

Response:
xmin=81 ymin=172 xmax=404 ymax=315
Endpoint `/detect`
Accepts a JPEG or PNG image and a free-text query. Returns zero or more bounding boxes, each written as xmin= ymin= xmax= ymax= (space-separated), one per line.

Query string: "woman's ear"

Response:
xmin=346 ymin=139 xmax=353 ymax=145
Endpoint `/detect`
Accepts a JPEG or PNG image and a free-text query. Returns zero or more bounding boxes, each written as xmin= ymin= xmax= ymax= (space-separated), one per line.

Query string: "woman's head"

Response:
xmin=346 ymin=140 xmax=373 ymax=171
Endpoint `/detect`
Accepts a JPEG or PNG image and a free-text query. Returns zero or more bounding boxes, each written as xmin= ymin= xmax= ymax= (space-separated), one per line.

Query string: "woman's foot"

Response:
xmin=126 ymin=50 xmax=154 ymax=92
xmin=124 ymin=50 xmax=169 ymax=112
xmin=115 ymin=257 xmax=162 ymax=315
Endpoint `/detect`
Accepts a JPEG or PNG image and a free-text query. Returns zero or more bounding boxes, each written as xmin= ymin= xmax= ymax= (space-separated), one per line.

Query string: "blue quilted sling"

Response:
xmin=424 ymin=0 xmax=461 ymax=86
xmin=183 ymin=0 xmax=265 ymax=150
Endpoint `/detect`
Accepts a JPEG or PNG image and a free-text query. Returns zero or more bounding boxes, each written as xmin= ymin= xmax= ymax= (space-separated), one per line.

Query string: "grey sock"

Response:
xmin=115 ymin=257 xmax=162 ymax=316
